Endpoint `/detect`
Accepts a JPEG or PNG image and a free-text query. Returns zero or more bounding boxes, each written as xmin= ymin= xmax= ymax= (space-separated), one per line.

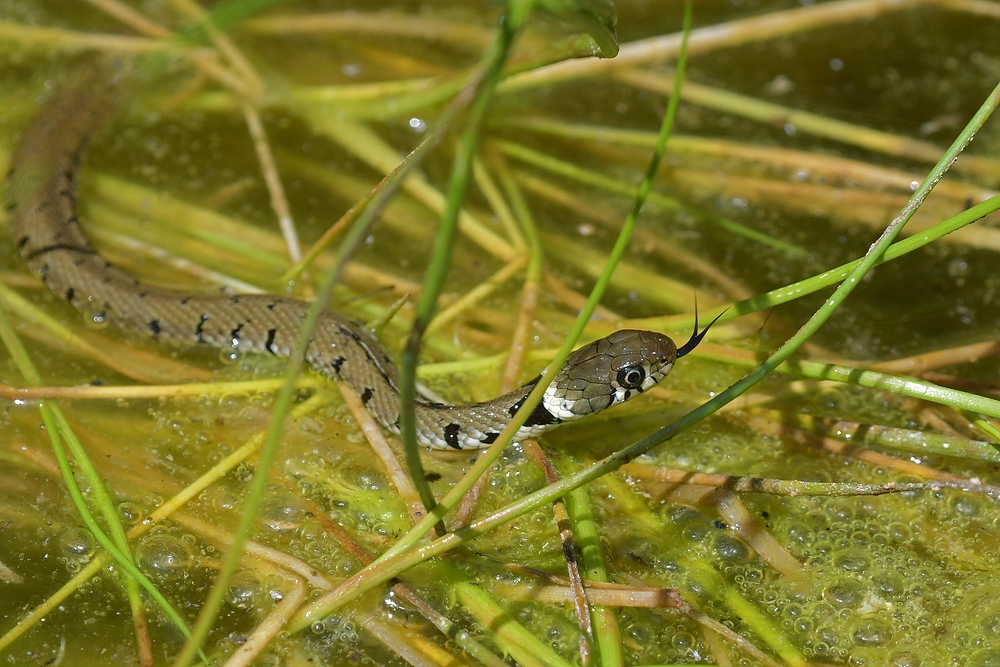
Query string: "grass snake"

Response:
xmin=5 ymin=79 xmax=713 ymax=450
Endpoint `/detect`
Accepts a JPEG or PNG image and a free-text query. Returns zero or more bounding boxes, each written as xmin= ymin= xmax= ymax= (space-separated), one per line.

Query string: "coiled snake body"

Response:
xmin=5 ymin=82 xmax=707 ymax=450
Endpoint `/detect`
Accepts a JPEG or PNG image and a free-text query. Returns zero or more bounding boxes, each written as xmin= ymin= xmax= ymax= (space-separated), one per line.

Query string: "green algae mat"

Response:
xmin=2 ymin=1 xmax=1000 ymax=665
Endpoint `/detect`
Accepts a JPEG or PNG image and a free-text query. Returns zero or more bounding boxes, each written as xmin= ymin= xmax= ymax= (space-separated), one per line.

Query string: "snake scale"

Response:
xmin=5 ymin=79 xmax=712 ymax=450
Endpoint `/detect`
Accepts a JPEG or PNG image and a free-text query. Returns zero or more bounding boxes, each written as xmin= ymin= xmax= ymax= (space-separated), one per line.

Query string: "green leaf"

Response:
xmin=536 ymin=0 xmax=619 ymax=57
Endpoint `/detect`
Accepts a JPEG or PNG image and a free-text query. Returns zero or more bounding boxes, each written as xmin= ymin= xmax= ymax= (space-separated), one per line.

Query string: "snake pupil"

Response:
xmin=617 ymin=366 xmax=646 ymax=390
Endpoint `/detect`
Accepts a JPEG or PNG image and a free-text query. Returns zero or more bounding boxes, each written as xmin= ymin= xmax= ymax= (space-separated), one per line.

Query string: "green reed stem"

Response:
xmin=563 ymin=483 xmax=623 ymax=667
xmin=499 ymin=162 xmax=544 ymax=284
xmin=731 ymin=357 xmax=1000 ymax=418
xmin=770 ymin=411 xmax=1000 ymax=462
xmin=169 ymin=85 xmax=423 ymax=667
xmin=642 ymin=193 xmax=1000 ymax=332
xmin=397 ymin=4 xmax=525 ymax=528
xmin=174 ymin=250 xmax=331 ymax=664
xmin=684 ymin=562 xmax=805 ymax=666
xmin=172 ymin=159 xmax=378 ymax=664
xmin=965 ymin=411 xmax=1000 ymax=448
xmin=456 ymin=582 xmax=578 ymax=667
xmin=405 ymin=563 xmax=521 ymax=667
xmin=491 ymin=139 xmax=808 ymax=257
xmin=555 ymin=25 xmax=690 ymax=667
xmin=0 ymin=310 xmax=203 ymax=663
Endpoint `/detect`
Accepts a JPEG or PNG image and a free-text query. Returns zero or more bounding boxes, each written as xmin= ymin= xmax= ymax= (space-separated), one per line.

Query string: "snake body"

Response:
xmin=5 ymin=81 xmax=696 ymax=450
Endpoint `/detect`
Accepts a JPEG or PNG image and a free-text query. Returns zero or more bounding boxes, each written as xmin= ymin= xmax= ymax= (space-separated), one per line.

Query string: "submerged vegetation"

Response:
xmin=3 ymin=0 xmax=1000 ymax=665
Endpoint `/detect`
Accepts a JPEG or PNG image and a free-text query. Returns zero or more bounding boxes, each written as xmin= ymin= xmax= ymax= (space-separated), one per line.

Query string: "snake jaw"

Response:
xmin=540 ymin=383 xmax=588 ymax=422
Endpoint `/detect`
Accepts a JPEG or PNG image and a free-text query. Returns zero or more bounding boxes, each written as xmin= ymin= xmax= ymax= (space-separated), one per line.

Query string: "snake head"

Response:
xmin=542 ymin=330 xmax=678 ymax=421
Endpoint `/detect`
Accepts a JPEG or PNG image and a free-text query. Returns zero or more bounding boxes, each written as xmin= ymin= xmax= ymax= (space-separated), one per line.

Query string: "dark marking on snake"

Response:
xmin=331 ymin=356 xmax=346 ymax=374
xmin=24 ymin=243 xmax=94 ymax=260
xmin=525 ymin=403 xmax=561 ymax=427
xmin=443 ymin=423 xmax=462 ymax=449
xmin=509 ymin=395 xmax=561 ymax=427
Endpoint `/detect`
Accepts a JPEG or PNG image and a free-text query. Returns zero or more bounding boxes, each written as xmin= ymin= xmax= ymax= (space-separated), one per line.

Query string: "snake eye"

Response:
xmin=616 ymin=366 xmax=646 ymax=390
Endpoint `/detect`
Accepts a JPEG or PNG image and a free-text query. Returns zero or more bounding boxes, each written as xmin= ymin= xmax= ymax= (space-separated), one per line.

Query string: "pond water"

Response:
xmin=2 ymin=1 xmax=1000 ymax=666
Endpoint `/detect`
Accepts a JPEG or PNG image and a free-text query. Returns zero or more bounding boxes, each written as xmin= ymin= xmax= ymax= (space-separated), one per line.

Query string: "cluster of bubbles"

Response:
xmin=541 ymin=474 xmax=1000 ymax=667
xmin=711 ymin=492 xmax=1000 ymax=666
xmin=304 ymin=616 xmax=380 ymax=665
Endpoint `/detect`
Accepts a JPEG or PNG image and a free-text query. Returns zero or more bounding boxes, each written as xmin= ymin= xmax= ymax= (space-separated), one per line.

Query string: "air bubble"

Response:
xmin=118 ymin=502 xmax=144 ymax=525
xmin=785 ymin=521 xmax=813 ymax=545
xmin=950 ymin=496 xmax=981 ymax=517
xmin=683 ymin=524 xmax=708 ymax=541
xmin=983 ymin=610 xmax=1000 ymax=637
xmin=795 ymin=616 xmax=816 ymax=633
xmin=257 ymin=490 xmax=308 ymax=532
xmin=84 ymin=304 xmax=110 ymax=329
xmin=948 ymin=258 xmax=969 ymax=278
xmin=58 ymin=527 xmax=95 ymax=560
xmin=228 ymin=570 xmax=261 ymax=609
xmin=873 ymin=571 xmax=905 ymax=599
xmin=835 ymin=549 xmax=871 ymax=573
xmin=136 ymin=534 xmax=194 ymax=579
xmin=890 ymin=650 xmax=921 ymax=667
xmin=670 ymin=631 xmax=695 ymax=650
xmin=825 ymin=579 xmax=866 ymax=608
xmin=853 ymin=618 xmax=893 ymax=646
xmin=713 ymin=535 xmax=749 ymax=563
xmin=219 ymin=346 xmax=243 ymax=365
xmin=215 ymin=489 xmax=240 ymax=511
